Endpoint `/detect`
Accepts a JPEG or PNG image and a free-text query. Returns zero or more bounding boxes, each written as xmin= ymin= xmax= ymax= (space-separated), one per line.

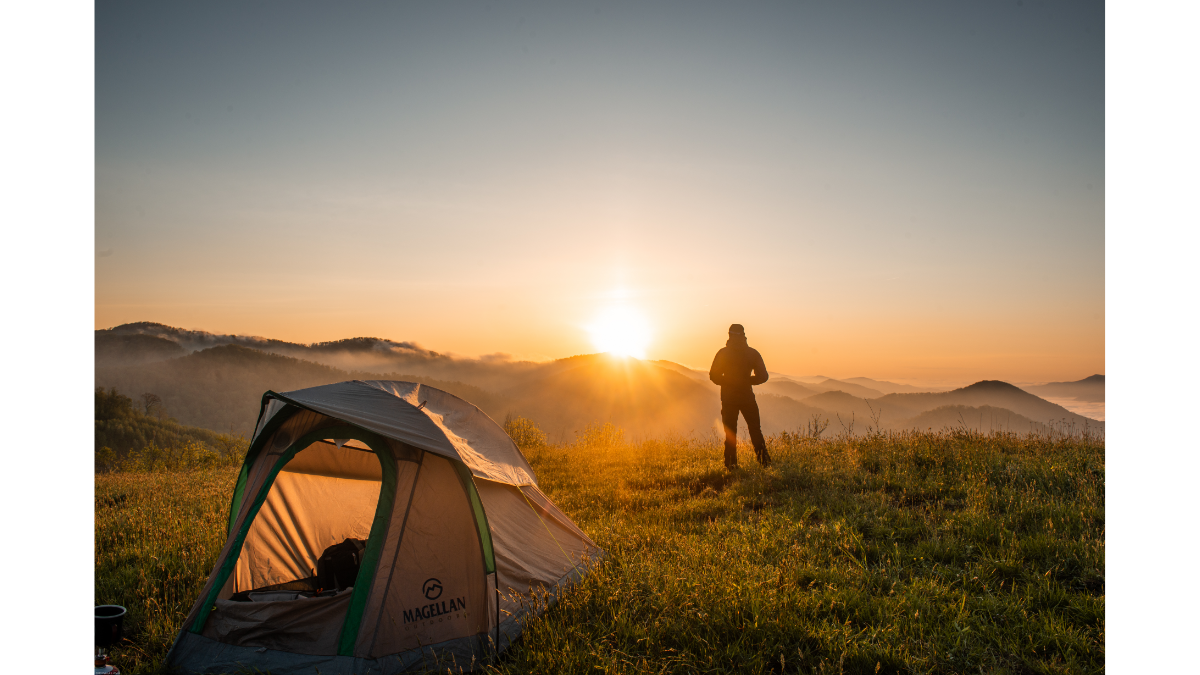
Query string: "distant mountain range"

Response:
xmin=95 ymin=323 xmax=1104 ymax=440
xmin=95 ymin=332 xmax=186 ymax=366
xmin=841 ymin=376 xmax=939 ymax=395
xmin=1021 ymin=375 xmax=1105 ymax=403
xmin=769 ymin=374 xmax=943 ymax=393
xmin=653 ymin=362 xmax=941 ymax=399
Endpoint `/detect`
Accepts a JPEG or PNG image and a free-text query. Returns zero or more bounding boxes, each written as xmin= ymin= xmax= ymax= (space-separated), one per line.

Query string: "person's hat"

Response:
xmin=728 ymin=324 xmax=746 ymax=336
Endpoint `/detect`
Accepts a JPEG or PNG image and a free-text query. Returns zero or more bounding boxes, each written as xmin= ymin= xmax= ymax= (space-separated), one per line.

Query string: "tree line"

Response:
xmin=94 ymin=387 xmax=248 ymax=472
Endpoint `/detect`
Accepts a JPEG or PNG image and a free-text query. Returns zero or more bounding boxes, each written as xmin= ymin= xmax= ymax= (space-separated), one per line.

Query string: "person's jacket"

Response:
xmin=709 ymin=337 xmax=768 ymax=397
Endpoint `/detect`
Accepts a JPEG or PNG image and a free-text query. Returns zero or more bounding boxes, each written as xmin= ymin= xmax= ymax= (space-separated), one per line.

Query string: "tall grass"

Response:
xmin=95 ymin=468 xmax=239 ymax=669
xmin=95 ymin=426 xmax=1103 ymax=674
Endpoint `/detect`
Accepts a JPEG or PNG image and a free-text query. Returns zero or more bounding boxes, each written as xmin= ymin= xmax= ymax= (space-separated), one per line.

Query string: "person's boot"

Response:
xmin=724 ymin=441 xmax=738 ymax=470
xmin=756 ymin=446 xmax=773 ymax=468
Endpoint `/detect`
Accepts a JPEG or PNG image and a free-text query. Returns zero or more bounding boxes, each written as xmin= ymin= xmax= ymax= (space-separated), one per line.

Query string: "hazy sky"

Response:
xmin=95 ymin=1 xmax=1103 ymax=385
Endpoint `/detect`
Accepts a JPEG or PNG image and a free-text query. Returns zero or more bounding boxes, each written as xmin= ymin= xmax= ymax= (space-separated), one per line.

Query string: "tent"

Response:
xmin=166 ymin=380 xmax=603 ymax=674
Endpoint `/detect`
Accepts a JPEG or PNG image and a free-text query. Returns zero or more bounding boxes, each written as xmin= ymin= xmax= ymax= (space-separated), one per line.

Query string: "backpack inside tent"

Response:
xmin=165 ymin=380 xmax=604 ymax=674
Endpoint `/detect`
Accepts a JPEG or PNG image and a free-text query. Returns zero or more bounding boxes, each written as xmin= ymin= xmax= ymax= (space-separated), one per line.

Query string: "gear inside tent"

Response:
xmin=165 ymin=380 xmax=604 ymax=674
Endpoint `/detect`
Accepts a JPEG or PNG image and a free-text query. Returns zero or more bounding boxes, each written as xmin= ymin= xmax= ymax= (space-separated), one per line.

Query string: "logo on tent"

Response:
xmin=403 ymin=582 xmax=467 ymax=626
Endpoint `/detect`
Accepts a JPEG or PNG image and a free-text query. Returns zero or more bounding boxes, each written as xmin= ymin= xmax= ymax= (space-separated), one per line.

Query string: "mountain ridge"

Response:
xmin=94 ymin=323 xmax=1104 ymax=439
xmin=1022 ymin=375 xmax=1105 ymax=403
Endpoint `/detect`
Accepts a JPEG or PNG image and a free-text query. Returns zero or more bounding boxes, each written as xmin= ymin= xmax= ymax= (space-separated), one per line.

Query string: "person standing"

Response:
xmin=709 ymin=324 xmax=772 ymax=469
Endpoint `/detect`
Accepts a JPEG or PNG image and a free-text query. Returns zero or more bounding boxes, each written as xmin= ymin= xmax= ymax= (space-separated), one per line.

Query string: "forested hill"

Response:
xmin=95 ymin=345 xmax=503 ymax=436
xmin=94 ymin=387 xmax=234 ymax=467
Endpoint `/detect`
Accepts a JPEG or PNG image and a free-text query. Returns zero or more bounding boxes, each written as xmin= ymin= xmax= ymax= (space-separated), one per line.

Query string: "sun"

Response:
xmin=587 ymin=306 xmax=651 ymax=359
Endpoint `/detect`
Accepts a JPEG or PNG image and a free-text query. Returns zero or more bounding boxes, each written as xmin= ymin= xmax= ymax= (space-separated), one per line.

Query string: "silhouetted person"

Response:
xmin=709 ymin=324 xmax=772 ymax=469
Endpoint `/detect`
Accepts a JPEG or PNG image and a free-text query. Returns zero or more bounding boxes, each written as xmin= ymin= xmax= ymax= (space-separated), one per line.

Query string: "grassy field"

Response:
xmin=95 ymin=427 xmax=1104 ymax=674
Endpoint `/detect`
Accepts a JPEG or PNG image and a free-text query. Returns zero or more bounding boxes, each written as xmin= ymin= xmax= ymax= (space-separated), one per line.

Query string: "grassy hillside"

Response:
xmin=94 ymin=387 xmax=254 ymax=474
xmin=94 ymin=388 xmax=234 ymax=467
xmin=96 ymin=427 xmax=1103 ymax=674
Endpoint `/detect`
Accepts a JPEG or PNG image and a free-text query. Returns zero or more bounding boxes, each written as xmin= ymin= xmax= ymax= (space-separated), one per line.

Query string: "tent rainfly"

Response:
xmin=166 ymin=380 xmax=603 ymax=674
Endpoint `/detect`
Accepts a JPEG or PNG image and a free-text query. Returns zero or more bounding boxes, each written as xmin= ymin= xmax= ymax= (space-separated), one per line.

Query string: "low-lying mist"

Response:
xmin=95 ymin=323 xmax=1104 ymax=444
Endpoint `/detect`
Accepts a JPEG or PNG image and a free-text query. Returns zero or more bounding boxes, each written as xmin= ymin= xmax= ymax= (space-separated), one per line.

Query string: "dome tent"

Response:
xmin=166 ymin=380 xmax=603 ymax=674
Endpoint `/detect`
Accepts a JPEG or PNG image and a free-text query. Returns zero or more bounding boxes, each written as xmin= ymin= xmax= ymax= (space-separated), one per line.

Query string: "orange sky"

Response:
xmin=95 ymin=3 xmax=1103 ymax=386
xmin=95 ymin=265 xmax=1103 ymax=386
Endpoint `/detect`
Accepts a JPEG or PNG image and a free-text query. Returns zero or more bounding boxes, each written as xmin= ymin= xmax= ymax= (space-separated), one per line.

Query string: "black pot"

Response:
xmin=95 ymin=605 xmax=126 ymax=648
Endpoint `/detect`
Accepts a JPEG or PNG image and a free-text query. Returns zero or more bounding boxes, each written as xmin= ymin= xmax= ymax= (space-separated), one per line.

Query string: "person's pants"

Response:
xmin=721 ymin=393 xmax=771 ymax=467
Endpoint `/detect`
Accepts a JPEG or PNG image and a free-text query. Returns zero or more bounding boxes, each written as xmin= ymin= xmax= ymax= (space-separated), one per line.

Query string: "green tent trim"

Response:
xmin=453 ymin=461 xmax=496 ymax=575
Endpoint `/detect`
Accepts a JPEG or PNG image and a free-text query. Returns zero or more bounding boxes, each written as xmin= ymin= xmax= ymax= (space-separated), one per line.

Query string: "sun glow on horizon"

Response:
xmin=587 ymin=306 xmax=652 ymax=359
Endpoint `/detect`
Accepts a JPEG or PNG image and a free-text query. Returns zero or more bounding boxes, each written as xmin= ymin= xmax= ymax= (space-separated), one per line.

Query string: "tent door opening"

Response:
xmin=190 ymin=425 xmax=402 ymax=656
xmin=230 ymin=431 xmax=390 ymax=601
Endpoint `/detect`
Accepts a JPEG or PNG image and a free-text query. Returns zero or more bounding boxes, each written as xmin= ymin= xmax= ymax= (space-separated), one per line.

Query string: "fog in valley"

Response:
xmin=96 ymin=323 xmax=1105 ymax=444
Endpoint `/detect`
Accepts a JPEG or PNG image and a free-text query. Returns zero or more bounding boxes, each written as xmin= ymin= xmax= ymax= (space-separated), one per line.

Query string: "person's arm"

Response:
xmin=750 ymin=350 xmax=769 ymax=385
xmin=709 ymin=350 xmax=726 ymax=386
